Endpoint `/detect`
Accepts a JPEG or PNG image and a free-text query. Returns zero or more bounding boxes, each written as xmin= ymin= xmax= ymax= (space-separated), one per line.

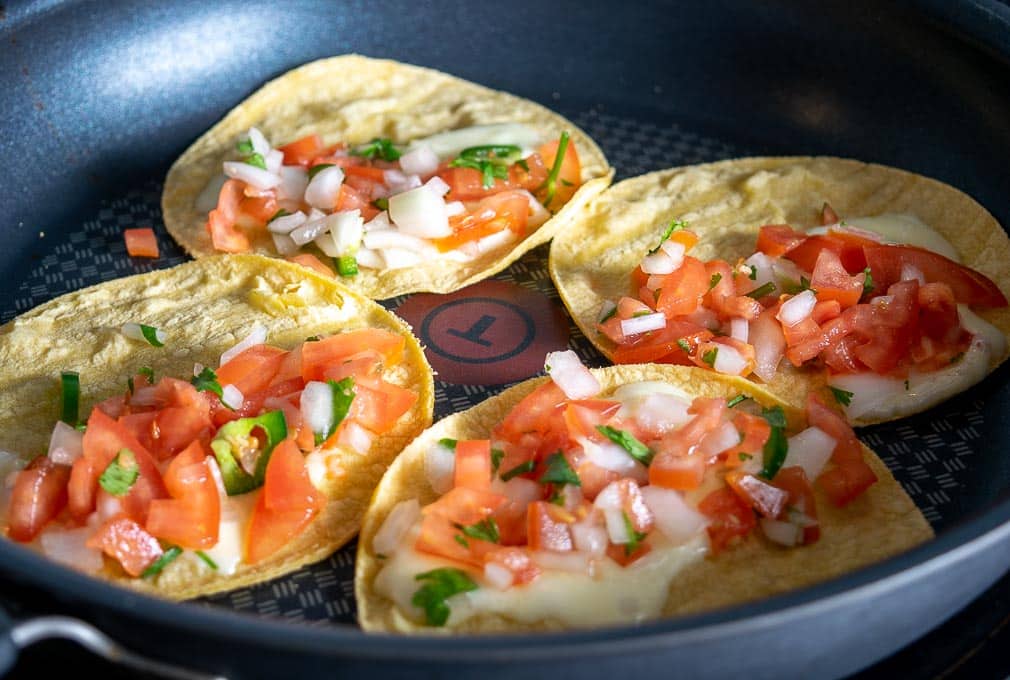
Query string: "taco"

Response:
xmin=162 ymin=54 xmax=613 ymax=299
xmin=355 ymin=351 xmax=932 ymax=633
xmin=549 ymin=157 xmax=1010 ymax=425
xmin=0 ymin=254 xmax=434 ymax=599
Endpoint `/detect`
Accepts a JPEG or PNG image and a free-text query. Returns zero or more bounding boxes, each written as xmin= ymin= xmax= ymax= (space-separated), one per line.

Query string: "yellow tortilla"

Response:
xmin=163 ymin=54 xmax=613 ymax=299
xmin=355 ymin=364 xmax=932 ymax=633
xmin=0 ymin=254 xmax=434 ymax=599
xmin=549 ymin=157 xmax=1010 ymax=424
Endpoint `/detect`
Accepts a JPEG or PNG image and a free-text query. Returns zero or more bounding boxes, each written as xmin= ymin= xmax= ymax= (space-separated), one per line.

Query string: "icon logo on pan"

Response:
xmin=395 ymin=280 xmax=569 ymax=385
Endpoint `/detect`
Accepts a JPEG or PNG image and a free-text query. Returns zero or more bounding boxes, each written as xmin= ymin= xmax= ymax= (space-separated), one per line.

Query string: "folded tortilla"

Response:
xmin=549 ymin=157 xmax=1010 ymax=424
xmin=0 ymin=254 xmax=434 ymax=599
xmin=163 ymin=54 xmax=613 ymax=299
xmin=355 ymin=364 xmax=932 ymax=633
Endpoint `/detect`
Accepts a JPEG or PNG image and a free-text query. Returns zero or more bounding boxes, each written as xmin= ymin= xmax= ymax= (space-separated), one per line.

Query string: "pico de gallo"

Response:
xmin=596 ymin=205 xmax=1008 ymax=420
xmin=370 ymin=351 xmax=874 ymax=627
xmin=203 ymin=124 xmax=581 ymax=276
xmin=2 ymin=327 xmax=418 ymax=580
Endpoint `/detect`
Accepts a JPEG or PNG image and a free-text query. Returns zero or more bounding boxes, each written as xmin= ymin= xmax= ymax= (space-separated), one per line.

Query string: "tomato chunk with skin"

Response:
xmin=7 ymin=457 xmax=71 ymax=542
xmin=818 ymin=459 xmax=878 ymax=507
xmin=206 ymin=179 xmax=249 ymax=253
xmin=864 ymin=244 xmax=1007 ymax=308
xmin=88 ymin=517 xmax=163 ymax=577
xmin=146 ymin=441 xmax=220 ymax=549
xmin=347 ymin=377 xmax=417 ymax=434
xmin=301 ymin=330 xmax=405 ymax=382
xmin=216 ymin=344 xmax=286 ymax=397
xmin=773 ymin=466 xmax=821 ymax=544
xmin=725 ymin=470 xmax=788 ymax=518
xmin=124 ymin=228 xmax=159 ymax=258
xmin=527 ymin=501 xmax=574 ymax=552
xmin=656 ymin=257 xmax=708 ymax=317
xmin=811 ymin=249 xmax=865 ymax=308
xmin=699 ymin=487 xmax=756 ymax=554
xmin=756 ymin=225 xmax=807 ymax=257
xmin=454 ymin=440 xmax=492 ymax=491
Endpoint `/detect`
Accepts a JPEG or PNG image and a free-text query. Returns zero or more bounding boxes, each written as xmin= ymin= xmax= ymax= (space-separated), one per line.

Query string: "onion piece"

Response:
xmin=620 ymin=312 xmax=666 ymax=337
xmin=699 ymin=421 xmax=740 ymax=457
xmin=531 ymin=550 xmax=590 ymax=572
xmin=640 ymin=486 xmax=708 ymax=545
xmin=640 ymin=250 xmax=677 ymax=276
xmin=445 ymin=201 xmax=466 ymax=218
xmin=267 ymin=210 xmax=307 ymax=235
xmin=271 ymin=232 xmax=299 ymax=256
xmin=222 ymin=161 xmax=281 ymax=191
xmin=712 ymin=342 xmax=748 ymax=375
xmin=372 ymin=499 xmax=420 ymax=556
xmin=304 ymin=165 xmax=345 ymax=210
xmin=484 ymin=562 xmax=515 ymax=590
xmin=384 ymin=170 xmax=423 ymax=194
xmin=580 ymin=438 xmax=640 ymax=474
xmin=750 ymin=311 xmax=785 ymax=382
xmin=744 ymin=251 xmax=775 ymax=289
xmin=300 ymin=381 xmax=333 ymax=440
xmin=277 ymin=165 xmax=309 ymax=202
xmin=40 ymin=527 xmax=103 ymax=573
xmin=363 ymin=228 xmax=435 ymax=255
xmin=221 ymin=385 xmax=244 ymax=411
xmin=47 ymin=421 xmax=84 ymax=465
xmin=290 ymin=216 xmax=332 ymax=246
xmin=777 ymin=290 xmax=817 ymax=326
xmin=220 ymin=324 xmax=267 ymax=366
xmin=388 ymin=185 xmax=451 ymax=237
xmin=355 ymin=247 xmax=385 ymax=270
xmin=730 ymin=317 xmax=749 ymax=343
xmin=631 ymin=392 xmax=693 ymax=434
xmin=400 ymin=146 xmax=441 ymax=177
xmin=264 ymin=149 xmax=284 ymax=175
xmin=659 ymin=240 xmax=686 ymax=267
xmin=330 ymin=210 xmax=365 ymax=256
xmin=424 ymin=175 xmax=451 ymax=197
xmin=545 ymin=350 xmax=600 ymax=399
xmin=378 ymin=247 xmax=424 ymax=270
xmin=246 ymin=127 xmax=271 ymax=156
xmin=424 ymin=440 xmax=456 ymax=494
xmin=459 ymin=228 xmax=517 ymax=258
xmin=338 ymin=420 xmax=374 ymax=455
xmin=196 ymin=174 xmax=227 ymax=213
xmin=760 ymin=518 xmax=802 ymax=547
xmin=602 ymin=508 xmax=630 ymax=545
xmin=121 ymin=322 xmax=165 ymax=346
xmin=571 ymin=522 xmax=609 ymax=556
xmin=783 ymin=426 xmax=836 ymax=481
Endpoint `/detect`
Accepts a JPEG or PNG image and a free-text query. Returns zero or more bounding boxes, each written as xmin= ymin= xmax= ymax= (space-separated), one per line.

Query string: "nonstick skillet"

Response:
xmin=2 ymin=0 xmax=1010 ymax=677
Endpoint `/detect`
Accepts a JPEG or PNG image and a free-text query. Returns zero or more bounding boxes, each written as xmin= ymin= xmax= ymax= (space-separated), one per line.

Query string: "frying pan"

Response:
xmin=2 ymin=0 xmax=1010 ymax=677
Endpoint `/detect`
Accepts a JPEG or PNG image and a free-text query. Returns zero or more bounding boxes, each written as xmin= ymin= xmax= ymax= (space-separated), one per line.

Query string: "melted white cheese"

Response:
xmin=406 ymin=123 xmax=543 ymax=160
xmin=200 ymin=492 xmax=258 ymax=576
xmin=829 ymin=304 xmax=1005 ymax=421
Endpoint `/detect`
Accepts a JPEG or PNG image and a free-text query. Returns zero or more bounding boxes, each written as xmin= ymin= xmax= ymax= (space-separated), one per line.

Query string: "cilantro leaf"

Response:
xmin=648 ymin=219 xmax=688 ymax=254
xmin=191 ymin=367 xmax=224 ymax=400
xmin=538 ymin=452 xmax=581 ymax=487
xmin=727 ymin=394 xmax=751 ymax=408
xmin=702 ymin=347 xmax=718 ymax=367
xmin=412 ymin=568 xmax=478 ymax=626
xmin=490 ymin=448 xmax=505 ymax=474
xmin=99 ymin=449 xmax=139 ymax=496
xmin=500 ymin=460 xmax=535 ymax=481
xmin=142 ymin=546 xmax=182 ymax=579
xmin=596 ymin=425 xmax=653 ymax=465
xmin=746 ymin=281 xmax=777 ymax=299
xmin=829 ymin=386 xmax=854 ymax=407
xmin=759 ymin=406 xmax=788 ymax=479
xmin=676 ymin=338 xmax=692 ymax=353
xmin=372 ymin=197 xmax=389 ymax=211
xmin=351 ymin=138 xmax=401 ymax=162
xmin=454 ymin=518 xmax=500 ymax=544
xmin=236 ymin=139 xmax=254 ymax=154
xmin=622 ymin=512 xmax=648 ymax=556
xmin=308 ymin=163 xmax=335 ymax=179
xmin=244 ymin=153 xmax=267 ymax=170
xmin=268 ymin=208 xmax=291 ymax=223
xmin=195 ymin=551 xmax=218 ymax=570
xmin=862 ymin=267 xmax=874 ymax=296
xmin=708 ymin=273 xmax=723 ymax=291
xmin=438 ymin=438 xmax=458 ymax=451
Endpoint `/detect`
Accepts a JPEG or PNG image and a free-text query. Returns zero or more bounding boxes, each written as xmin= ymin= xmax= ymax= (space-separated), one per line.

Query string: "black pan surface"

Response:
xmin=1 ymin=1 xmax=1009 ymax=677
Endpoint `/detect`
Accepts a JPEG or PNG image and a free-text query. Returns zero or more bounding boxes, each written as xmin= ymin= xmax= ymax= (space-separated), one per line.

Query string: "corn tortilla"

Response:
xmin=163 ymin=54 xmax=613 ymax=299
xmin=549 ymin=157 xmax=1010 ymax=424
xmin=355 ymin=364 xmax=932 ymax=633
xmin=0 ymin=254 xmax=434 ymax=599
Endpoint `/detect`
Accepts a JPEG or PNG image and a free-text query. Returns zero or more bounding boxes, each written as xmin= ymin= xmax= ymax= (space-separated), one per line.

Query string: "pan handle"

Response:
xmin=4 ymin=613 xmax=228 ymax=679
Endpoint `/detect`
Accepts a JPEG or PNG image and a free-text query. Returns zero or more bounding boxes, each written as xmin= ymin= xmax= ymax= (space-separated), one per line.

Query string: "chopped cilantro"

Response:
xmin=759 ymin=406 xmax=788 ymax=480
xmin=538 ymin=452 xmax=581 ymax=487
xmin=191 ymin=366 xmax=224 ymax=400
xmin=748 ymin=266 xmax=757 ymax=281
xmin=708 ymin=273 xmax=723 ymax=291
xmin=862 ymin=267 xmax=874 ymax=296
xmin=245 ymin=153 xmax=267 ymax=170
xmin=702 ymin=347 xmax=718 ymax=367
xmin=268 ymin=208 xmax=291 ymax=223
xmin=412 ymin=568 xmax=478 ymax=626
xmin=599 ymin=303 xmax=618 ymax=324
xmin=454 ymin=518 xmax=500 ymax=544
xmin=746 ymin=281 xmax=777 ymax=299
xmin=739 ymin=452 xmax=753 ymax=461
xmin=596 ymin=425 xmax=653 ymax=465
xmin=450 ymin=144 xmax=523 ymax=190
xmin=372 ymin=197 xmax=389 ymax=211
xmin=490 ymin=448 xmax=505 ymax=474
xmin=632 ymin=310 xmax=653 ymax=318
xmin=829 ymin=386 xmax=854 ymax=407
xmin=59 ymin=371 xmax=80 ymax=426
xmin=454 ymin=534 xmax=469 ymax=548
xmin=98 ymin=449 xmax=139 ymax=496
xmin=501 ymin=460 xmax=535 ymax=481
xmin=727 ymin=394 xmax=750 ymax=408
xmin=308 ymin=163 xmax=335 ymax=179
xmin=549 ymin=490 xmax=565 ymax=506
xmin=195 ymin=551 xmax=218 ymax=570
xmin=622 ymin=512 xmax=648 ymax=556
xmin=305 ymin=335 xmax=321 ymax=342
xmin=138 ymin=366 xmax=155 ymax=383
xmin=438 ymin=438 xmax=458 ymax=451
xmin=142 ymin=546 xmax=182 ymax=579
xmin=677 ymin=338 xmax=692 ymax=353
xmin=236 ymin=139 xmax=254 ymax=154
xmin=351 ymin=137 xmax=401 ymax=162
xmin=648 ymin=219 xmax=688 ymax=254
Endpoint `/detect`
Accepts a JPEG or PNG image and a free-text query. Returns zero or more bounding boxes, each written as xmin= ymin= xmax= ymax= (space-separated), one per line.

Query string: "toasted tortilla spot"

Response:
xmin=355 ymin=364 xmax=932 ymax=633
xmin=549 ymin=157 xmax=1010 ymax=425
xmin=163 ymin=54 xmax=613 ymax=299
xmin=0 ymin=254 xmax=434 ymax=599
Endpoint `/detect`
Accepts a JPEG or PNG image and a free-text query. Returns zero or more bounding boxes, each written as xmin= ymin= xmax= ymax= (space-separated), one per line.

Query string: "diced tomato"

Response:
xmin=562 ymin=400 xmax=621 ymax=441
xmin=527 ymin=501 xmax=574 ymax=551
xmin=217 ymin=345 xmax=286 ymax=399
xmin=236 ymin=194 xmax=278 ymax=229
xmin=321 ymin=351 xmax=383 ymax=382
xmin=432 ymin=191 xmax=530 ymax=252
xmin=648 ymin=452 xmax=706 ymax=490
xmin=484 ymin=547 xmax=541 ymax=585
xmin=424 ymin=486 xmax=508 ymax=526
xmin=437 ymin=153 xmax=548 ymax=202
xmin=786 ymin=232 xmax=876 ymax=274
xmin=206 ymin=179 xmax=250 ymax=253
xmin=287 ymin=253 xmax=335 ymax=278
xmin=821 ymin=203 xmax=840 ymax=225
xmin=772 ymin=466 xmax=820 ymax=544
xmin=117 ymin=412 xmax=158 ymax=454
xmin=725 ymin=470 xmax=788 ymax=518
xmin=805 ymin=394 xmax=862 ymax=465
xmin=124 ymin=228 xmax=159 ymax=258
xmin=152 ymin=406 xmax=213 ymax=460
xmin=153 ymin=377 xmax=209 ymax=411
xmin=454 ymin=440 xmax=492 ymax=490
xmin=301 ymin=329 xmax=405 ymax=382
xmin=347 ymin=377 xmax=417 ymax=434
xmin=493 ymin=381 xmax=567 ymax=442
xmin=818 ymin=459 xmax=878 ymax=507
xmin=850 ymin=280 xmax=920 ymax=374
xmin=246 ymin=439 xmax=325 ymax=564
xmin=606 ymin=540 xmax=652 ymax=566
xmin=722 ymin=412 xmax=771 ymax=466
xmin=864 ymin=244 xmax=1007 ymax=308
xmin=415 ymin=513 xmax=497 ymax=567
xmin=343 ymin=165 xmax=387 ymax=183
xmin=782 ymin=317 xmax=827 ymax=367
xmin=612 ymin=479 xmax=654 ymax=533
xmin=811 ymin=299 xmax=842 ymax=324
xmin=67 ymin=456 xmax=97 ymax=521
xmin=278 ymin=134 xmax=328 ymax=166
xmin=655 ymin=257 xmax=708 ymax=317
xmin=7 ymin=457 xmax=71 ymax=542
xmin=89 ymin=517 xmax=163 ymax=576
xmin=146 ymin=440 xmax=220 ymax=549
xmin=699 ymin=487 xmax=756 ymax=554
xmin=574 ymin=460 xmax=621 ymax=501
xmin=333 ymin=183 xmax=380 ymax=221
xmin=115 ymin=447 xmax=169 ymax=526
xmin=756 ymin=224 xmax=807 ymax=257
xmin=811 ymin=249 xmax=865 ymax=308
xmin=611 ymin=320 xmax=713 ymax=365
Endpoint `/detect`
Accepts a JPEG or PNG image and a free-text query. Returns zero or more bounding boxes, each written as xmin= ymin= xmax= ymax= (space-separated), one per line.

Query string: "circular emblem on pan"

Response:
xmin=395 ymin=280 xmax=570 ymax=385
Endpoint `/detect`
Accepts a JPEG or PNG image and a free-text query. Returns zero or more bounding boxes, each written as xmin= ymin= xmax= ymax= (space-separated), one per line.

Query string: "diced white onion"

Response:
xmin=545 ymin=350 xmax=600 ymax=399
xmin=597 ymin=300 xmax=617 ymax=324
xmin=901 ymin=263 xmax=926 ymax=284
xmin=364 ymin=211 xmax=392 ymax=231
xmin=220 ymin=324 xmax=267 ymax=366
xmin=378 ymin=247 xmax=424 ymax=270
xmin=532 ymin=551 xmax=591 ymax=572
xmin=196 ymin=174 xmax=227 ymax=213
xmin=47 ymin=421 xmax=84 ymax=465
xmin=771 ymin=258 xmax=804 ymax=289
xmin=222 ymin=161 xmax=281 ymax=191
xmin=699 ymin=421 xmax=740 ymax=457
xmin=388 ymin=185 xmax=451 ymax=237
xmin=594 ymin=482 xmax=623 ymax=511
xmin=520 ymin=190 xmax=551 ymax=229
xmin=221 ymin=385 xmax=244 ymax=410
xmin=97 ymin=494 xmax=124 ymax=523
xmin=267 ymin=210 xmax=307 ymax=235
xmin=304 ymin=165 xmax=345 ymax=210
xmin=271 ymin=232 xmax=299 ymax=256
xmin=264 ymin=149 xmax=284 ymax=175
xmin=290 ymin=216 xmax=332 ymax=246
xmin=384 ymin=170 xmax=423 ymax=194
xmin=338 ymin=420 xmax=375 ymax=455
xmin=783 ymin=426 xmax=836 ymax=481
xmin=484 ymin=562 xmax=515 ymax=590
xmin=712 ymin=343 xmax=748 ymax=375
xmin=640 ymin=250 xmax=678 ymax=276
xmin=459 ymin=228 xmax=517 ymax=258
xmin=276 ymin=165 xmax=309 ymax=202
xmin=300 ymin=381 xmax=333 ymax=440
xmin=372 ymin=499 xmax=420 ymax=556
xmin=760 ymin=518 xmax=802 ymax=547
xmin=363 ymin=228 xmax=435 ymax=255
xmin=730 ymin=318 xmax=749 ymax=343
xmin=424 ymin=440 xmax=456 ymax=494
xmin=40 ymin=527 xmax=103 ymax=573
xmin=640 ymin=486 xmax=708 ymax=545
xmin=571 ymin=522 xmax=609 ymax=556
xmin=777 ymin=290 xmax=817 ymax=326
xmin=400 ymin=146 xmax=441 ymax=177
xmin=121 ymin=322 xmax=165 ymax=345
xmin=445 ymin=201 xmax=466 ymax=218
xmin=620 ymin=312 xmax=666 ymax=337
xmin=330 ymin=210 xmax=365 ymax=256
xmin=659 ymin=240 xmax=686 ymax=267
xmin=355 ymin=247 xmax=385 ymax=270
xmin=602 ymin=508 xmax=630 ymax=544
xmin=424 ymin=175 xmax=451 ymax=198
xmin=750 ymin=311 xmax=785 ymax=382
xmin=632 ymin=392 xmax=693 ymax=433
xmin=246 ymin=127 xmax=271 ymax=156
xmin=581 ymin=438 xmax=639 ymax=474
xmin=744 ymin=252 xmax=775 ymax=288
xmin=314 ymin=232 xmax=339 ymax=257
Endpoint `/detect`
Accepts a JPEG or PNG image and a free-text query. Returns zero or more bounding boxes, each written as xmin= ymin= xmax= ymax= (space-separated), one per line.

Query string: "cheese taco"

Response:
xmin=549 ymin=157 xmax=1010 ymax=425
xmin=162 ymin=55 xmax=613 ymax=299
xmin=0 ymin=255 xmax=434 ymax=599
xmin=355 ymin=351 xmax=932 ymax=632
